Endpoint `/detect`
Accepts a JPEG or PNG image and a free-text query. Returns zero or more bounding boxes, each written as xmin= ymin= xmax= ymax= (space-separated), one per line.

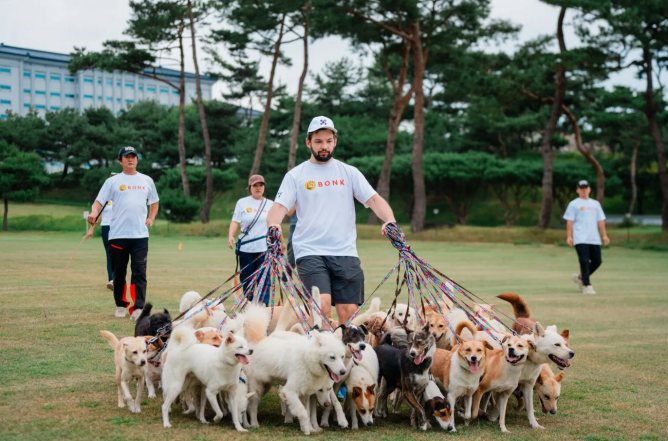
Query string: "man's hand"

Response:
xmin=381 ymin=221 xmax=395 ymax=236
xmin=87 ymin=211 xmax=100 ymax=225
xmin=83 ymin=227 xmax=94 ymax=240
xmin=603 ymin=235 xmax=610 ymax=246
xmin=228 ymin=235 xmax=235 ymax=250
xmin=145 ymin=217 xmax=155 ymax=227
xmin=567 ymin=236 xmax=574 ymax=247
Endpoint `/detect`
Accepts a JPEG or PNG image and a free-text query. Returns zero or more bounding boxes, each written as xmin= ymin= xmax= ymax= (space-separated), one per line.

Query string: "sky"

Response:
xmin=0 ymin=0 xmax=655 ymax=106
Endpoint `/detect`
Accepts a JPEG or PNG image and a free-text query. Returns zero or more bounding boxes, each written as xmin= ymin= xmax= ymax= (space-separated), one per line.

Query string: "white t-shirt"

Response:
xmin=563 ymin=197 xmax=606 ymax=245
xmin=232 ymin=196 xmax=274 ymax=253
xmin=100 ymin=200 xmax=114 ymax=226
xmin=95 ymin=172 xmax=159 ymax=240
xmin=275 ymin=159 xmax=377 ymax=259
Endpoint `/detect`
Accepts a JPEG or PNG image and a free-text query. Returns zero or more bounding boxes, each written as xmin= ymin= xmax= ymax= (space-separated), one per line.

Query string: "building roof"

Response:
xmin=0 ymin=43 xmax=215 ymax=82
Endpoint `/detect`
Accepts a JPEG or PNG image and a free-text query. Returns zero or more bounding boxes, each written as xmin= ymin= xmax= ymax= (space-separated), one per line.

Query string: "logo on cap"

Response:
xmin=119 ymin=185 xmax=127 ymax=191
xmin=320 ymin=119 xmax=327 ymax=125
xmin=125 ymin=147 xmax=135 ymax=152
xmin=305 ymin=181 xmax=316 ymax=191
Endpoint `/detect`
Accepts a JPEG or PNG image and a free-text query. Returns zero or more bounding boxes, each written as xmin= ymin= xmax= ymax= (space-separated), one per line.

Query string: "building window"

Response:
xmin=138 ymin=85 xmax=143 ymax=91
xmin=106 ymin=80 xmax=112 ymax=85
xmin=116 ymin=81 xmax=120 ymax=86
xmin=125 ymin=99 xmax=134 ymax=104
xmin=84 ymin=94 xmax=93 ymax=99
xmin=50 ymin=75 xmax=61 ymax=81
xmin=23 ymin=72 xmax=30 ymax=77
xmin=147 ymin=87 xmax=156 ymax=92
xmin=84 ymin=78 xmax=93 ymax=83
xmin=0 ymin=67 xmax=10 ymax=74
xmin=125 ymin=83 xmax=134 ymax=88
xmin=65 ymin=77 xmax=75 ymax=83
xmin=24 ymin=103 xmax=30 ymax=108
xmin=0 ymin=85 xmax=10 ymax=90
xmin=36 ymin=105 xmax=46 ymax=109
xmin=35 ymin=73 xmax=46 ymax=79
xmin=160 ymin=88 xmax=168 ymax=94
xmin=172 ymin=90 xmax=179 ymax=95
xmin=116 ymin=98 xmax=120 ymax=102
xmin=97 ymin=80 xmax=102 ymax=84
xmin=0 ymin=99 xmax=10 ymax=105
xmin=98 ymin=96 xmax=102 ymax=100
xmin=35 ymin=91 xmax=46 ymax=95
xmin=50 ymin=92 xmax=60 ymax=97
xmin=50 ymin=106 xmax=60 ymax=111
xmin=1 ymin=114 xmax=6 ymax=120
xmin=65 ymin=94 xmax=75 ymax=98
xmin=23 ymin=89 xmax=30 ymax=93
xmin=106 ymin=97 xmax=112 ymax=101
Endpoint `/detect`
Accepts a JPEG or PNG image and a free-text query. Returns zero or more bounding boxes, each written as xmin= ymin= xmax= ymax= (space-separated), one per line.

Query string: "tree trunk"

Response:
xmin=537 ymin=7 xmax=567 ymax=229
xmin=177 ymin=22 xmax=190 ymax=197
xmin=561 ymin=104 xmax=605 ymax=205
xmin=642 ymin=47 xmax=668 ymax=231
xmin=2 ymin=198 xmax=7 ymax=231
xmin=250 ymin=15 xmax=286 ymax=177
xmin=628 ymin=138 xmax=640 ymax=215
xmin=288 ymin=4 xmax=309 ymax=171
xmin=410 ymin=23 xmax=426 ymax=233
xmin=187 ymin=0 xmax=214 ymax=223
xmin=369 ymin=41 xmax=413 ymax=225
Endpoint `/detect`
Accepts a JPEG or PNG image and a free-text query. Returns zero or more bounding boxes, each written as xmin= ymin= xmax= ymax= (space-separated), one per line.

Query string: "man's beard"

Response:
xmin=312 ymin=149 xmax=333 ymax=163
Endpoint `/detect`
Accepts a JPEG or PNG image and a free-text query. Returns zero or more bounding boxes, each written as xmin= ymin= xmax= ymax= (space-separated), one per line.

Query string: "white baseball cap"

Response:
xmin=307 ymin=116 xmax=338 ymax=134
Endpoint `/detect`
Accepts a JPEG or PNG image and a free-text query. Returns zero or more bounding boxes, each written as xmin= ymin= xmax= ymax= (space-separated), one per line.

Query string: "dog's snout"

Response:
xmin=410 ymin=350 xmax=417 ymax=357
xmin=470 ymin=355 xmax=477 ymax=361
xmin=568 ymin=351 xmax=574 ymax=358
xmin=550 ymin=410 xmax=556 ymax=415
xmin=339 ymin=369 xmax=346 ymax=376
xmin=140 ymin=359 xmax=146 ymax=366
xmin=249 ymin=349 xmax=254 ymax=355
xmin=366 ymin=421 xmax=373 ymax=426
xmin=508 ymin=347 xmax=515 ymax=354
xmin=447 ymin=425 xmax=453 ymax=431
xmin=359 ymin=343 xmax=366 ymax=351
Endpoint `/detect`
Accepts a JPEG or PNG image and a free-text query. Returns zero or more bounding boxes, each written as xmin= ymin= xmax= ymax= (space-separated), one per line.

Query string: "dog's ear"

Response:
xmin=534 ymin=322 xmax=546 ymax=338
xmin=424 ymin=399 xmax=435 ymax=418
xmin=535 ymin=374 xmax=544 ymax=385
xmin=483 ymin=341 xmax=495 ymax=351
xmin=561 ymin=329 xmax=570 ymax=340
xmin=366 ymin=384 xmax=375 ymax=396
xmin=313 ymin=331 xmax=322 ymax=346
xmin=555 ymin=372 xmax=564 ymax=383
xmin=352 ymin=386 xmax=362 ymax=399
xmin=163 ymin=309 xmax=170 ymax=315
xmin=501 ymin=335 xmax=510 ymax=344
xmin=528 ymin=340 xmax=536 ymax=352
xmin=422 ymin=324 xmax=430 ymax=334
xmin=359 ymin=325 xmax=369 ymax=336
xmin=246 ymin=392 xmax=256 ymax=399
xmin=225 ymin=334 xmax=236 ymax=345
xmin=195 ymin=330 xmax=204 ymax=342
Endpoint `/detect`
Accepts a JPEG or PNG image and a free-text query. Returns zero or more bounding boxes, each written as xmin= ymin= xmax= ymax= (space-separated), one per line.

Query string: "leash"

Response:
xmin=42 ymin=201 xmax=109 ymax=317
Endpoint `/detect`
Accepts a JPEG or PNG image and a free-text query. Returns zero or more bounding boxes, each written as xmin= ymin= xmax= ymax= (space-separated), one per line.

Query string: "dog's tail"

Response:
xmin=100 ymin=330 xmax=119 ymax=350
xmin=168 ymin=326 xmax=198 ymax=355
xmin=455 ymin=320 xmax=477 ymax=338
xmin=137 ymin=303 xmax=153 ymax=321
xmin=243 ymin=304 xmax=271 ymax=344
xmin=180 ymin=291 xmax=202 ymax=313
xmin=497 ymin=292 xmax=531 ymax=319
xmin=380 ymin=327 xmax=409 ymax=349
xmin=311 ymin=286 xmax=322 ymax=329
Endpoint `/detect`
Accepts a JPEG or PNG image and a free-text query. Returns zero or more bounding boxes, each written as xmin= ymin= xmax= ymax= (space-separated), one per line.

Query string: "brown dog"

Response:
xmin=363 ymin=312 xmax=389 ymax=347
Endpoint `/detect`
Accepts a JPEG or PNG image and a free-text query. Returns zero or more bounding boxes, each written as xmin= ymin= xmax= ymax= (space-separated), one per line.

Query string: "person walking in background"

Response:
xmin=229 ymin=175 xmax=274 ymax=305
xmin=564 ymin=180 xmax=610 ymax=295
xmin=83 ymin=174 xmax=116 ymax=291
xmin=88 ymin=146 xmax=159 ymax=320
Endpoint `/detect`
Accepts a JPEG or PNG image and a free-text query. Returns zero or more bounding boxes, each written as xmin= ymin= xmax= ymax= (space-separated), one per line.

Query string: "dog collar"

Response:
xmin=148 ymin=360 xmax=161 ymax=368
xmin=239 ymin=376 xmax=246 ymax=384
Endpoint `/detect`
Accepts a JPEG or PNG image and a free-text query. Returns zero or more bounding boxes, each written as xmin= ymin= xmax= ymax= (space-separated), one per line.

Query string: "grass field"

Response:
xmin=1 ymin=232 xmax=667 ymax=441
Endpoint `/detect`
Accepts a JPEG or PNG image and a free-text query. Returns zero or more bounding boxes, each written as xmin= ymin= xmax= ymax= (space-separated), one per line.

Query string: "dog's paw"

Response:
xmin=250 ymin=422 xmax=260 ymax=428
xmin=338 ymin=422 xmax=349 ymax=430
xmin=213 ymin=414 xmax=223 ymax=423
xmin=235 ymin=427 xmax=248 ymax=433
xmin=531 ymin=424 xmax=545 ymax=430
xmin=199 ymin=418 xmax=209 ymax=424
xmin=183 ymin=408 xmax=195 ymax=415
xmin=320 ymin=421 xmax=329 ymax=428
xmin=501 ymin=427 xmax=510 ymax=434
xmin=148 ymin=392 xmax=157 ymax=399
xmin=163 ymin=422 xmax=172 ymax=429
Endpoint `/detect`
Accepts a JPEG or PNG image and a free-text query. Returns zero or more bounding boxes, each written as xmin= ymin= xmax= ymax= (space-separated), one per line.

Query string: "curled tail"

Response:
xmin=497 ymin=292 xmax=531 ymax=319
xmin=455 ymin=320 xmax=477 ymax=338
xmin=100 ymin=330 xmax=119 ymax=350
xmin=180 ymin=291 xmax=202 ymax=313
xmin=243 ymin=304 xmax=271 ymax=344
xmin=168 ymin=327 xmax=198 ymax=355
xmin=137 ymin=303 xmax=153 ymax=320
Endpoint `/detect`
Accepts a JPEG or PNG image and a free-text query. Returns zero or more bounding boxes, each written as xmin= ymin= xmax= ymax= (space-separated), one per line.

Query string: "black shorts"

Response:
xmin=296 ymin=256 xmax=364 ymax=305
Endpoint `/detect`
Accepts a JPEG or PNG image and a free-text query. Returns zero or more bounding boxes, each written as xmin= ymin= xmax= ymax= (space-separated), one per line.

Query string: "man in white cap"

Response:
xmin=563 ymin=180 xmax=610 ymax=295
xmin=267 ymin=116 xmax=396 ymax=325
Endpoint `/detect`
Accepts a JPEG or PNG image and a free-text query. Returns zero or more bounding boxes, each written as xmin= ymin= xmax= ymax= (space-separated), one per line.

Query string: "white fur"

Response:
xmin=346 ymin=365 xmax=376 ymax=429
xmin=350 ymin=298 xmax=381 ymax=327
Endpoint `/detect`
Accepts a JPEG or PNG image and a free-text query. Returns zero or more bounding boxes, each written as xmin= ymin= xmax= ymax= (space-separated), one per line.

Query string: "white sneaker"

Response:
xmin=106 ymin=280 xmax=113 ymax=291
xmin=130 ymin=309 xmax=143 ymax=321
xmin=582 ymin=285 xmax=597 ymax=295
xmin=115 ymin=307 xmax=127 ymax=318
xmin=572 ymin=274 xmax=584 ymax=292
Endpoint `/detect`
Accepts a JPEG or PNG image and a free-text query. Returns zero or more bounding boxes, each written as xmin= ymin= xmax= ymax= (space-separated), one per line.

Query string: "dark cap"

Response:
xmin=577 ymin=180 xmax=589 ymax=188
xmin=118 ymin=146 xmax=139 ymax=159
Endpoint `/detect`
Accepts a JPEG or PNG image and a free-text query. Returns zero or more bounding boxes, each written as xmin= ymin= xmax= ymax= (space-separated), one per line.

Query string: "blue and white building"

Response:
xmin=0 ymin=43 xmax=215 ymax=119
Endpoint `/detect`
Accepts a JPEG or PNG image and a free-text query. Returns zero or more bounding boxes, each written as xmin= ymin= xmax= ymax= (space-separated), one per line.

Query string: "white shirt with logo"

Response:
xmin=275 ymin=159 xmax=377 ymax=259
xmin=563 ymin=197 xmax=606 ymax=245
xmin=100 ymin=200 xmax=114 ymax=227
xmin=232 ymin=196 xmax=274 ymax=253
xmin=95 ymin=172 xmax=160 ymax=240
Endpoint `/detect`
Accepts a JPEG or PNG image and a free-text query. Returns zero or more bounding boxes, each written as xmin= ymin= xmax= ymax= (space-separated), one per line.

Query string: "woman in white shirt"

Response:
xmin=229 ymin=175 xmax=274 ymax=305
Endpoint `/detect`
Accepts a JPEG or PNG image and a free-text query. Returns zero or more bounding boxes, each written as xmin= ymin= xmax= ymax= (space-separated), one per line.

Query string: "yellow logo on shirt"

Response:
xmin=580 ymin=206 xmax=585 ymax=211
xmin=245 ymin=207 xmax=253 ymax=213
xmin=119 ymin=185 xmax=127 ymax=192
xmin=305 ymin=181 xmax=316 ymax=191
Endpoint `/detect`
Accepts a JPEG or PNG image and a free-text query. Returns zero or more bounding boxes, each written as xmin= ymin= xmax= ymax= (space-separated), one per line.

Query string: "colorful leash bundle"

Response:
xmin=217 ymin=226 xmax=333 ymax=335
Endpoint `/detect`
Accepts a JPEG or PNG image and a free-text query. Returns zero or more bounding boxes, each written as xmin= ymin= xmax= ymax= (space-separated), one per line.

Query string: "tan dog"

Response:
xmin=363 ymin=312 xmax=389 ymax=347
xmin=472 ymin=335 xmax=530 ymax=433
xmin=100 ymin=331 xmax=150 ymax=413
xmin=430 ymin=321 xmax=493 ymax=431
xmin=517 ymin=364 xmax=564 ymax=414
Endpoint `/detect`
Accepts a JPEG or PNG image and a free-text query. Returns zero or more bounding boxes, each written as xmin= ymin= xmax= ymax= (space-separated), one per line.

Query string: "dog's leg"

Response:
xmin=146 ymin=376 xmax=157 ymax=399
xmin=320 ymin=392 xmax=331 ymax=428
xmin=471 ymin=388 xmax=484 ymax=420
xmin=120 ymin=379 xmax=137 ymax=412
xmin=479 ymin=391 xmax=492 ymax=416
xmin=402 ymin=388 xmax=427 ymax=431
xmin=522 ymin=382 xmax=545 ymax=429
xmin=392 ymin=389 xmax=404 ymax=414
xmin=331 ymin=390 xmax=348 ymax=429
xmin=198 ymin=387 xmax=209 ymax=424
xmin=247 ymin=380 xmax=264 ymax=428
xmin=347 ymin=394 xmax=359 ymax=430
xmin=117 ymin=382 xmax=124 ymax=408
xmin=497 ymin=391 xmax=512 ymax=433
xmin=308 ymin=395 xmax=322 ymax=433
xmin=161 ymin=376 xmax=186 ymax=428
xmin=205 ymin=387 xmax=225 ymax=424
xmin=134 ymin=375 xmax=145 ymax=413
xmin=227 ymin=387 xmax=248 ymax=432
xmin=280 ymin=387 xmax=312 ymax=435
xmin=374 ymin=378 xmax=388 ymax=418
xmin=447 ymin=392 xmax=458 ymax=432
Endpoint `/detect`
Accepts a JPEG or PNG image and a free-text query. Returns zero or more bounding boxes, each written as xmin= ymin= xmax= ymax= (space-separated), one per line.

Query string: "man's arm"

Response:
xmin=598 ymin=220 xmax=610 ymax=246
xmin=146 ymin=202 xmax=159 ymax=226
xmin=87 ymin=200 xmax=104 ymax=225
xmin=566 ymin=220 xmax=574 ymax=247
xmin=267 ymin=203 xmax=289 ymax=228
xmin=365 ymin=194 xmax=397 ymax=234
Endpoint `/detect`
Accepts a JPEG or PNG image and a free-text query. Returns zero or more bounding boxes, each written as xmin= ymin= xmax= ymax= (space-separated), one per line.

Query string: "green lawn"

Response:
xmin=0 ymin=232 xmax=667 ymax=440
